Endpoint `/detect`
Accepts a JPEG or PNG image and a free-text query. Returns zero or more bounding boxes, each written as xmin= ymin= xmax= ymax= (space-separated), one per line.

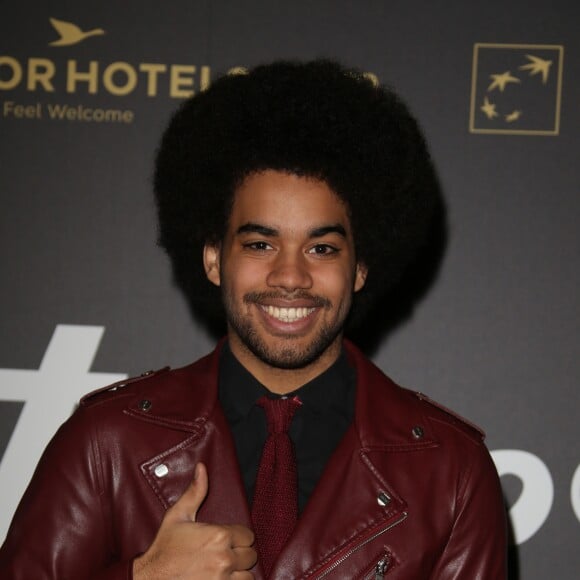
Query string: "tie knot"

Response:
xmin=257 ymin=395 xmax=302 ymax=434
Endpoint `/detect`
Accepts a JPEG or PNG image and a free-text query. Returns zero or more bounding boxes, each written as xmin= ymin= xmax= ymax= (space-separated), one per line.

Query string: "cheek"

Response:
xmin=223 ymin=259 xmax=267 ymax=294
xmin=315 ymin=265 xmax=356 ymax=301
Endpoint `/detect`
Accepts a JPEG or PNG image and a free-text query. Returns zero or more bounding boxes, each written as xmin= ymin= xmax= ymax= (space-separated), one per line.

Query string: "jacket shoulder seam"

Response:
xmin=80 ymin=367 xmax=171 ymax=407
xmin=413 ymin=391 xmax=486 ymax=441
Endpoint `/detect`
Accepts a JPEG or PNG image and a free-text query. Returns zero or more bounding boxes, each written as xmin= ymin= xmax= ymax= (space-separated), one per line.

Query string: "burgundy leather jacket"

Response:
xmin=0 ymin=341 xmax=507 ymax=579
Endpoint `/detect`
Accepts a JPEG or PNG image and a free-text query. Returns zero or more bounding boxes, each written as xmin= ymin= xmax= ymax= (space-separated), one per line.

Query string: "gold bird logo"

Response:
xmin=487 ymin=70 xmax=521 ymax=92
xmin=48 ymin=17 xmax=105 ymax=46
xmin=480 ymin=96 xmax=499 ymax=119
xmin=470 ymin=43 xmax=563 ymax=135
xmin=519 ymin=54 xmax=552 ymax=84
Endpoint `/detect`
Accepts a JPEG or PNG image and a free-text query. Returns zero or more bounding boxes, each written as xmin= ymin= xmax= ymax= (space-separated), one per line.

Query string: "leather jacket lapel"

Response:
xmin=137 ymin=402 xmax=252 ymax=528
xmin=272 ymin=427 xmax=408 ymax=579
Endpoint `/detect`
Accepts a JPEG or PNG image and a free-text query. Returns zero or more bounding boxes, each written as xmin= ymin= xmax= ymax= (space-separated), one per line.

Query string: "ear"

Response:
xmin=354 ymin=262 xmax=368 ymax=293
xmin=203 ymin=243 xmax=221 ymax=287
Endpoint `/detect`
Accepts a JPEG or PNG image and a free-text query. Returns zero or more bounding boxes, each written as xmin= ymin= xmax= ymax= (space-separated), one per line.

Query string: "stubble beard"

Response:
xmin=224 ymin=291 xmax=349 ymax=370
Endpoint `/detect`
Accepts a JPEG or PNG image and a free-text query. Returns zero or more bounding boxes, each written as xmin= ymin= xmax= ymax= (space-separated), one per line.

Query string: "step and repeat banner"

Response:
xmin=1 ymin=2 xmax=578 ymax=578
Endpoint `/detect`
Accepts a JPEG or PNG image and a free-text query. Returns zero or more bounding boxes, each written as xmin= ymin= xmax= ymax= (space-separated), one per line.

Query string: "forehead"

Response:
xmin=229 ymin=170 xmax=352 ymax=232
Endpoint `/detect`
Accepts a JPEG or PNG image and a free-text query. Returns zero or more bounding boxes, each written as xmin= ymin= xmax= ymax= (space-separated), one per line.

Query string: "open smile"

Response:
xmin=260 ymin=305 xmax=316 ymax=323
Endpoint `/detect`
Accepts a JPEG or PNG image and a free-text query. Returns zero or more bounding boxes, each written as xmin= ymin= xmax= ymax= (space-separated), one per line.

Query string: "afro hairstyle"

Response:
xmin=154 ymin=59 xmax=443 ymax=331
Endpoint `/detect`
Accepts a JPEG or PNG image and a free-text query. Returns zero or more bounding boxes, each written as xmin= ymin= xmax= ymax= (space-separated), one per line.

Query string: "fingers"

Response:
xmin=228 ymin=524 xmax=255 ymax=548
xmin=135 ymin=462 xmax=257 ymax=580
xmin=230 ymin=572 xmax=255 ymax=580
xmin=232 ymin=546 xmax=258 ymax=571
xmin=170 ymin=462 xmax=209 ymax=522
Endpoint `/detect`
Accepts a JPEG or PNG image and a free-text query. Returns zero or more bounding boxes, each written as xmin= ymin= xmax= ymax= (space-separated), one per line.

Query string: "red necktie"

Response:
xmin=251 ymin=395 xmax=302 ymax=578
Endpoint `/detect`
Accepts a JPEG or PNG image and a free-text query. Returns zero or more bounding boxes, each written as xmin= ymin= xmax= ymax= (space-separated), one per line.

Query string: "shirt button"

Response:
xmin=154 ymin=464 xmax=169 ymax=478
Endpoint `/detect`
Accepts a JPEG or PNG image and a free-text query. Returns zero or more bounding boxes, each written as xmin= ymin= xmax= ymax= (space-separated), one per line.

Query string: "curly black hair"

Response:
xmin=154 ymin=59 xmax=443 ymax=331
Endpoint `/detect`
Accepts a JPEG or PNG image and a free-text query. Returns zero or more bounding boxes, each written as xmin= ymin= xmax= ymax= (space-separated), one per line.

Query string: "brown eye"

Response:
xmin=308 ymin=244 xmax=339 ymax=255
xmin=243 ymin=241 xmax=272 ymax=251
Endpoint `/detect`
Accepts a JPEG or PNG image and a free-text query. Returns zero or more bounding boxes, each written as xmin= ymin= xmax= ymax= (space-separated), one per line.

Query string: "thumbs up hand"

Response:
xmin=133 ymin=463 xmax=257 ymax=579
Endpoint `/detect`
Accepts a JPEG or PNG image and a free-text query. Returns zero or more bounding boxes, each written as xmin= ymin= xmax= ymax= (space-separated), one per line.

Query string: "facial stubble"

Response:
xmin=223 ymin=290 xmax=350 ymax=370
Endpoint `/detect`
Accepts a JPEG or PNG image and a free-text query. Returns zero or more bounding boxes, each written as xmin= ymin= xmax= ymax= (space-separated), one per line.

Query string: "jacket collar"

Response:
xmin=344 ymin=339 xmax=439 ymax=450
xmin=125 ymin=338 xmax=437 ymax=449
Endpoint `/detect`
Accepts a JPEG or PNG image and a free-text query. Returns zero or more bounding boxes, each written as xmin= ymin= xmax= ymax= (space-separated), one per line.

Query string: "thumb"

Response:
xmin=173 ymin=462 xmax=209 ymax=522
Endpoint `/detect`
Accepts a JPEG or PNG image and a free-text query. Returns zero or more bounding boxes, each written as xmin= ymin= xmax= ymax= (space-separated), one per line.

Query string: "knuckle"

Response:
xmin=212 ymin=527 xmax=231 ymax=545
xmin=213 ymin=551 xmax=235 ymax=571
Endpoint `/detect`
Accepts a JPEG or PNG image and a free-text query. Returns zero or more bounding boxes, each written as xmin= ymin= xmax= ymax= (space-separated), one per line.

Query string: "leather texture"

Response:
xmin=0 ymin=340 xmax=507 ymax=579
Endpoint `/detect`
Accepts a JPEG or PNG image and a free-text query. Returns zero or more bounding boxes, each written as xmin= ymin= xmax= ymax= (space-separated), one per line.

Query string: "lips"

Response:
xmin=245 ymin=291 xmax=330 ymax=309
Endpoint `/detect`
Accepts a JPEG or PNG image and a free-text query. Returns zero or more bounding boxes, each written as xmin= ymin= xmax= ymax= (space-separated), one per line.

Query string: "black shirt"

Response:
xmin=218 ymin=342 xmax=356 ymax=513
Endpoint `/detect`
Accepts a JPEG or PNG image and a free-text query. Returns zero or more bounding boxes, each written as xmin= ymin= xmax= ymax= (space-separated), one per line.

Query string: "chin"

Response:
xmin=243 ymin=328 xmax=341 ymax=371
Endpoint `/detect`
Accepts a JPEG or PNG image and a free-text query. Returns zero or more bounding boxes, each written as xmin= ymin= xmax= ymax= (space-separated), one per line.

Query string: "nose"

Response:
xmin=266 ymin=250 xmax=313 ymax=292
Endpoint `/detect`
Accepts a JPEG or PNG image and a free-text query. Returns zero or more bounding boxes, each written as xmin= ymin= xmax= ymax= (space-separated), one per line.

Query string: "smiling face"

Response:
xmin=204 ymin=170 xmax=367 ymax=392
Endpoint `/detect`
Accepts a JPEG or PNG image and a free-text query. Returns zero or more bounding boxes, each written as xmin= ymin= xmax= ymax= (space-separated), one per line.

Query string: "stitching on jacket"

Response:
xmin=123 ymin=408 xmax=206 ymax=432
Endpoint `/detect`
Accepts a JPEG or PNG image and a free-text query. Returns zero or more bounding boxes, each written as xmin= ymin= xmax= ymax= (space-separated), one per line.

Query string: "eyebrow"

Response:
xmin=236 ymin=223 xmax=277 ymax=236
xmin=236 ymin=223 xmax=347 ymax=238
xmin=309 ymin=224 xmax=347 ymax=238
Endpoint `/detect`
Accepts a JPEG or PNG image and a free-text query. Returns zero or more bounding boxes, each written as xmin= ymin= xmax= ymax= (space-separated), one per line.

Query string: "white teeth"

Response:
xmin=262 ymin=305 xmax=315 ymax=322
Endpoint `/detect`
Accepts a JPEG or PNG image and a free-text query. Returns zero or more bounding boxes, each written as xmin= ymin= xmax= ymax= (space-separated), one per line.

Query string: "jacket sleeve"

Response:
xmin=430 ymin=442 xmax=508 ymax=580
xmin=0 ymin=407 xmax=137 ymax=580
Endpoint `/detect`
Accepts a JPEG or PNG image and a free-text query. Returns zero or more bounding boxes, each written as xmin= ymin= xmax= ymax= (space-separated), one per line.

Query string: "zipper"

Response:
xmin=372 ymin=554 xmax=390 ymax=579
xmin=315 ymin=512 xmax=407 ymax=579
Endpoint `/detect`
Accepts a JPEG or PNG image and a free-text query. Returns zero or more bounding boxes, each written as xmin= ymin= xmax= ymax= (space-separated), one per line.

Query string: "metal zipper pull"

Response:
xmin=374 ymin=554 xmax=389 ymax=579
xmin=317 ymin=513 xmax=406 ymax=579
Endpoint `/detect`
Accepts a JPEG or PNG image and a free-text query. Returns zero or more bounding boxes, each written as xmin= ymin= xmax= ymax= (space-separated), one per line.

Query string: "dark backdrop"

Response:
xmin=1 ymin=2 xmax=578 ymax=577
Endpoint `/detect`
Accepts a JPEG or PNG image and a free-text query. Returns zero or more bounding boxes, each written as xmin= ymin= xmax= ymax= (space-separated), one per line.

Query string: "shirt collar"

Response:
xmin=218 ymin=341 xmax=355 ymax=421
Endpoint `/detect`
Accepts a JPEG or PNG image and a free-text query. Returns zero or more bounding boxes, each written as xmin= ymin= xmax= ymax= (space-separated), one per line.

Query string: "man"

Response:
xmin=0 ymin=60 xmax=507 ymax=578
